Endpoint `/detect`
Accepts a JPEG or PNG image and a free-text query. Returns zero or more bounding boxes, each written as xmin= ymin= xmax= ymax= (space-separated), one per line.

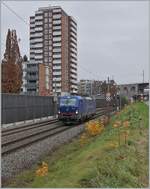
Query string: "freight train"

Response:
xmin=58 ymin=95 xmax=96 ymax=124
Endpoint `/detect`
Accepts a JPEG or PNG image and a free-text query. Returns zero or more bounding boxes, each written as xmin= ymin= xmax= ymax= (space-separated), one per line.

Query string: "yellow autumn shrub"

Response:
xmin=35 ymin=161 xmax=48 ymax=177
xmin=85 ymin=120 xmax=104 ymax=136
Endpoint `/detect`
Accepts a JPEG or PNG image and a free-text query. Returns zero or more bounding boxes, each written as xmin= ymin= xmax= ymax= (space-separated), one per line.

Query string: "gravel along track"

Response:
xmin=2 ymin=118 xmax=59 ymax=136
xmin=2 ymin=107 xmax=114 ymax=155
xmin=2 ymin=107 xmax=115 ymax=182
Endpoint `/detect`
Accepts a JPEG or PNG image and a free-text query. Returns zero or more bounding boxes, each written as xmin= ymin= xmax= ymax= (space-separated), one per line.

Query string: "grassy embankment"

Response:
xmin=6 ymin=102 xmax=149 ymax=188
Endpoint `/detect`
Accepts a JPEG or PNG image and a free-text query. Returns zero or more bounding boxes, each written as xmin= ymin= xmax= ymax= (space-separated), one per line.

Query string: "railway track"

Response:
xmin=2 ymin=107 xmax=114 ymax=155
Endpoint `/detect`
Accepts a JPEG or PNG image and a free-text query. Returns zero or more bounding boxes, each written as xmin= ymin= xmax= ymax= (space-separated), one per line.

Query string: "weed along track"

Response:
xmin=2 ymin=107 xmax=114 ymax=182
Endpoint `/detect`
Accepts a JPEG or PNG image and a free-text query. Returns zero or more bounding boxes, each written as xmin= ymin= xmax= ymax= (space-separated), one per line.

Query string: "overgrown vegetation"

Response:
xmin=5 ymin=102 xmax=149 ymax=188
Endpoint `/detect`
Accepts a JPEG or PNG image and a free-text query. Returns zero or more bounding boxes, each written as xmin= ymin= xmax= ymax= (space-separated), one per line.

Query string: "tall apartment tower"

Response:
xmin=29 ymin=6 xmax=77 ymax=95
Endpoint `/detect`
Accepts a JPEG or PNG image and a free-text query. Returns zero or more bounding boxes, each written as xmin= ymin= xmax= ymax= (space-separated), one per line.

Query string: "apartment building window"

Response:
xmin=49 ymin=52 xmax=52 ymax=56
xmin=44 ymin=24 xmax=48 ymax=29
xmin=49 ymin=28 xmax=52 ymax=33
xmin=53 ymin=14 xmax=61 ymax=19
xmin=53 ymin=25 xmax=61 ymax=30
xmin=44 ymin=12 xmax=48 ymax=17
xmin=44 ymin=35 xmax=49 ymax=40
xmin=44 ymin=18 xmax=48 ymax=23
xmin=44 ymin=58 xmax=48 ymax=62
xmin=44 ymin=41 xmax=49 ymax=46
xmin=49 ymin=46 xmax=52 ymax=50
xmin=53 ymin=48 xmax=61 ymax=53
xmin=44 ymin=30 xmax=49 ymax=35
xmin=53 ymin=37 xmax=61 ymax=42
xmin=49 ymin=57 xmax=52 ymax=61
xmin=44 ymin=52 xmax=48 ymax=56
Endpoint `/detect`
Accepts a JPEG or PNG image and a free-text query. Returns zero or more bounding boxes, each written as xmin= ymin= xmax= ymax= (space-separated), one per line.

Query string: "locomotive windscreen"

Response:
xmin=60 ymin=98 xmax=77 ymax=106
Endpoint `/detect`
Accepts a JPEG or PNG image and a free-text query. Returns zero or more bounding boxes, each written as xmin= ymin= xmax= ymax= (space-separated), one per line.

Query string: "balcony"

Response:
xmin=53 ymin=71 xmax=61 ymax=76
xmin=27 ymin=66 xmax=38 ymax=73
xmin=70 ymin=47 xmax=77 ymax=54
xmin=53 ymin=25 xmax=61 ymax=30
xmin=53 ymin=77 xmax=61 ymax=81
xmin=35 ymin=21 xmax=43 ymax=26
xmin=53 ymin=54 xmax=61 ymax=58
xmin=53 ymin=31 xmax=61 ymax=36
xmin=53 ymin=48 xmax=61 ymax=53
xmin=53 ymin=42 xmax=61 ymax=47
xmin=52 ymin=8 xmax=61 ymax=13
xmin=26 ymin=83 xmax=37 ymax=89
xmin=53 ymin=65 xmax=61 ymax=70
xmin=70 ymin=68 xmax=77 ymax=74
xmin=70 ymin=26 xmax=77 ymax=34
xmin=53 ymin=14 xmax=61 ymax=19
xmin=53 ymin=20 xmax=61 ymax=25
xmin=53 ymin=83 xmax=61 ymax=87
xmin=34 ymin=32 xmax=43 ymax=37
xmin=70 ymin=63 xmax=77 ymax=70
xmin=53 ymin=59 xmax=61 ymax=64
xmin=26 ymin=75 xmax=38 ymax=80
xmin=70 ymin=37 xmax=77 ymax=46
xmin=70 ymin=41 xmax=77 ymax=49
xmin=53 ymin=37 xmax=61 ymax=42
xmin=35 ymin=15 xmax=43 ymax=20
xmin=70 ymin=57 xmax=77 ymax=63
xmin=34 ymin=43 xmax=43 ymax=48
xmin=70 ymin=52 xmax=77 ymax=59
xmin=35 ymin=27 xmax=43 ymax=32
xmin=70 ymin=20 xmax=77 ymax=29
xmin=70 ymin=30 xmax=77 ymax=38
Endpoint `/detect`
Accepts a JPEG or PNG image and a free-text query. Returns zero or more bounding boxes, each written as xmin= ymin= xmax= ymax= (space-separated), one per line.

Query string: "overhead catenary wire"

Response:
xmin=2 ymin=2 xmax=28 ymax=26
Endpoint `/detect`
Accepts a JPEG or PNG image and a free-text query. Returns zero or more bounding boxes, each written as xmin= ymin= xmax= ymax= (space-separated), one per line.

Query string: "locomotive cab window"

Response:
xmin=60 ymin=98 xmax=77 ymax=106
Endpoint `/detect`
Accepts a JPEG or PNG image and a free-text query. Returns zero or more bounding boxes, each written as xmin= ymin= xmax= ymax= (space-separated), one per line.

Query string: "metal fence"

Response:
xmin=2 ymin=94 xmax=56 ymax=124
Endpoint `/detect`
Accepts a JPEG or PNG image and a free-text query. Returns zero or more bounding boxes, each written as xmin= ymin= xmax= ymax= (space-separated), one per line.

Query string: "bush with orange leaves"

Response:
xmin=85 ymin=120 xmax=104 ymax=136
xmin=35 ymin=161 xmax=48 ymax=177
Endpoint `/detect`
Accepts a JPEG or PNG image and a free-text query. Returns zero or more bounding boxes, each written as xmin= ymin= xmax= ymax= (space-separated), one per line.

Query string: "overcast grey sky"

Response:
xmin=1 ymin=1 xmax=149 ymax=84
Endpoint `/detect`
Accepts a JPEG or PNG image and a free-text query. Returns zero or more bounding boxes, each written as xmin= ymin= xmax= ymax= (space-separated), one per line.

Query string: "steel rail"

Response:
xmin=2 ymin=107 xmax=107 ymax=136
xmin=2 ymin=119 xmax=59 ymax=137
xmin=2 ymin=107 xmax=115 ymax=155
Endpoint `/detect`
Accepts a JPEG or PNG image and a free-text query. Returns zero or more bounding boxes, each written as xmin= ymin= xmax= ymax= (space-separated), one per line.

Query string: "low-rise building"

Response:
xmin=78 ymin=80 xmax=103 ymax=96
xmin=117 ymin=82 xmax=149 ymax=99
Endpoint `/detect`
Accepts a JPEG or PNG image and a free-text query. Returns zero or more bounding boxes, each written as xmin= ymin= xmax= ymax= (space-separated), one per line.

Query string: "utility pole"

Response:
xmin=54 ymin=78 xmax=57 ymax=118
xmin=107 ymin=77 xmax=110 ymax=92
xmin=90 ymin=80 xmax=92 ymax=97
xmin=107 ymin=77 xmax=110 ymax=116
xmin=142 ymin=70 xmax=144 ymax=83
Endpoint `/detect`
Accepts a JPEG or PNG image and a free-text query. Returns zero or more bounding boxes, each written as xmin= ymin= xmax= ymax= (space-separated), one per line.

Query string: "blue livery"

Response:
xmin=58 ymin=95 xmax=96 ymax=123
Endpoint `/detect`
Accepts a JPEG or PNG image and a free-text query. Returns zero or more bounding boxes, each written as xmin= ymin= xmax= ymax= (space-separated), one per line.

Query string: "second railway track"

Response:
xmin=2 ymin=107 xmax=114 ymax=155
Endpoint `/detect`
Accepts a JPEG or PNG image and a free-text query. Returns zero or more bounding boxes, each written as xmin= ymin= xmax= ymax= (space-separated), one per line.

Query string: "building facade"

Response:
xmin=117 ymin=83 xmax=149 ymax=99
xmin=78 ymin=80 xmax=103 ymax=96
xmin=28 ymin=6 xmax=77 ymax=95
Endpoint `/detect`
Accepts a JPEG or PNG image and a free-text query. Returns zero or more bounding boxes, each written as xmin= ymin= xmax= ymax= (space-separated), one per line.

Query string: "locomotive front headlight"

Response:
xmin=58 ymin=111 xmax=60 ymax=114
xmin=75 ymin=110 xmax=78 ymax=114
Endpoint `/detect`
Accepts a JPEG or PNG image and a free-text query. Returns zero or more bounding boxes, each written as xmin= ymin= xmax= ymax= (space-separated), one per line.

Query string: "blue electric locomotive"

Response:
xmin=58 ymin=95 xmax=96 ymax=123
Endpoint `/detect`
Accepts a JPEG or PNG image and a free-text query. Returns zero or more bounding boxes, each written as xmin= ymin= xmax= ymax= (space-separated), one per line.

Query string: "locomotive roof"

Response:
xmin=59 ymin=95 xmax=93 ymax=100
xmin=59 ymin=95 xmax=83 ymax=99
